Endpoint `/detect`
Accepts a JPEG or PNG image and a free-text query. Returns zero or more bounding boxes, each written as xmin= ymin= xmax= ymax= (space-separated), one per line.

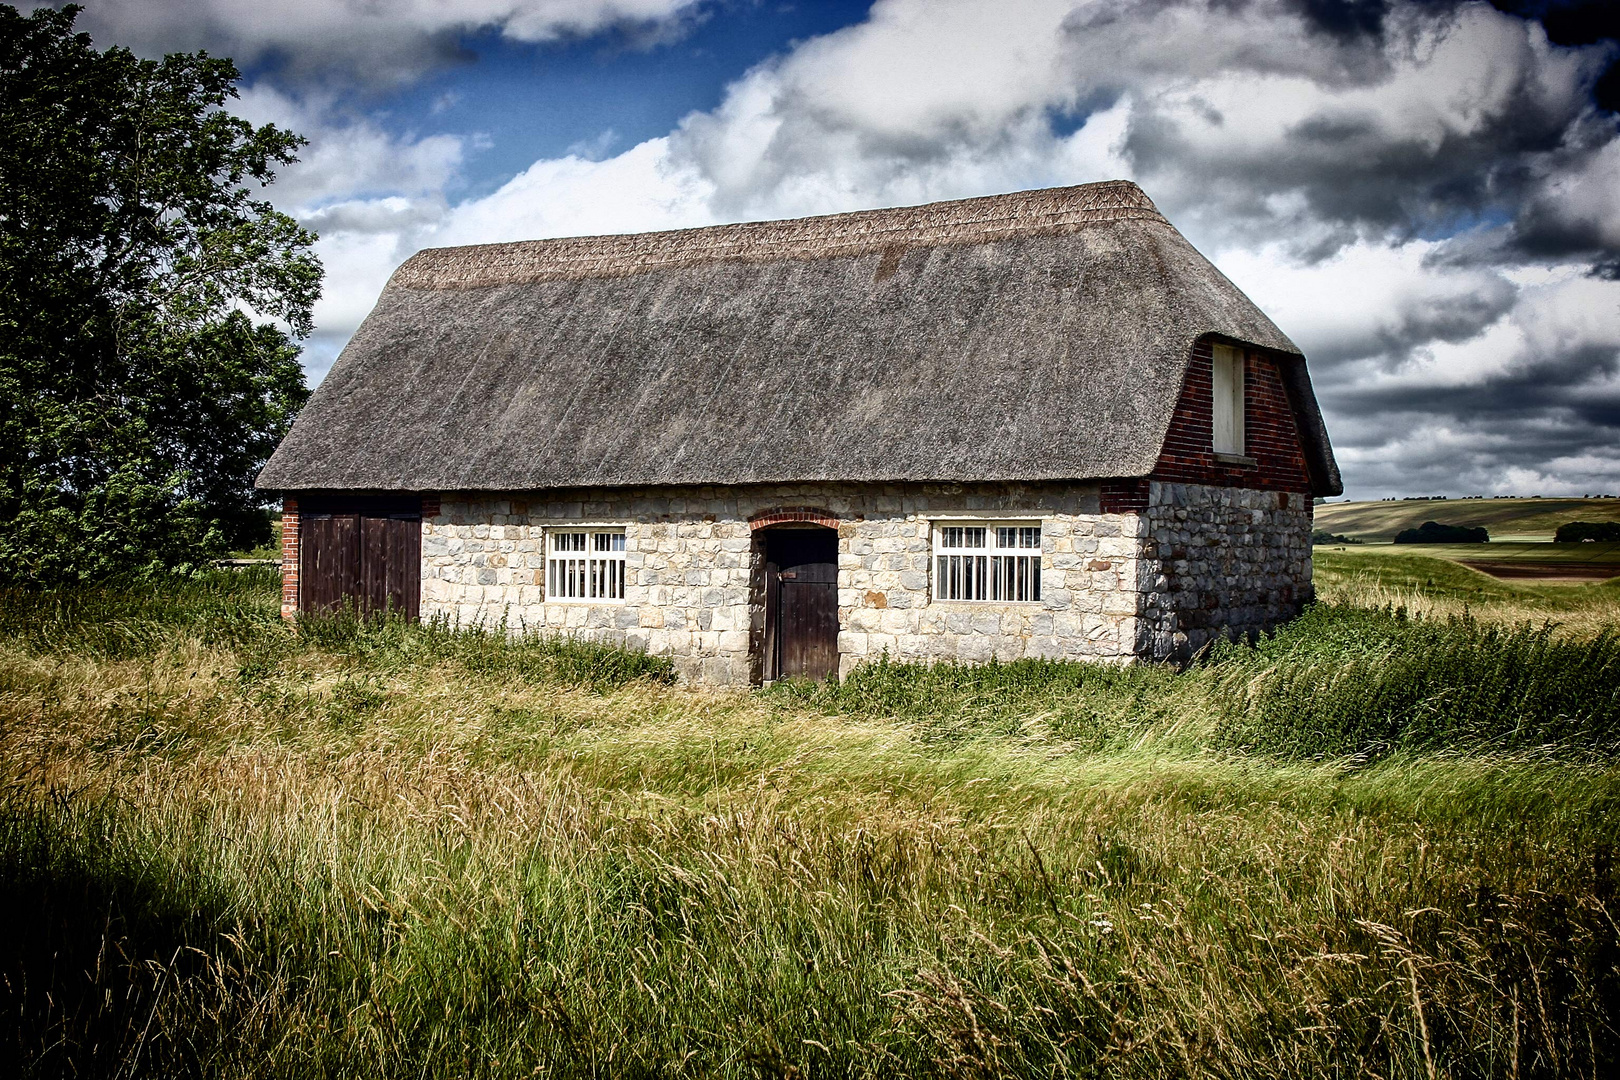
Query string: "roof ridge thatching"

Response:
xmin=393 ymin=179 xmax=1164 ymax=290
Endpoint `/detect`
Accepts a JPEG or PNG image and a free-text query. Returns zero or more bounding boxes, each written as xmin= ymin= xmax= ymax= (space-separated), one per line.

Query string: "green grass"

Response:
xmin=1315 ymin=496 xmax=1620 ymax=542
xmin=1312 ymin=547 xmax=1620 ymax=637
xmin=1317 ymin=540 xmax=1620 ymax=575
xmin=769 ymin=604 xmax=1620 ymax=760
xmin=1 ymin=566 xmax=1617 ymax=1077
xmin=0 ymin=566 xmax=676 ymax=689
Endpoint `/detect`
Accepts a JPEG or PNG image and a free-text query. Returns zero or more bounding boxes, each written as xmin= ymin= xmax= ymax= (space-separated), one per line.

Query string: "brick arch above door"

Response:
xmin=748 ymin=506 xmax=840 ymax=531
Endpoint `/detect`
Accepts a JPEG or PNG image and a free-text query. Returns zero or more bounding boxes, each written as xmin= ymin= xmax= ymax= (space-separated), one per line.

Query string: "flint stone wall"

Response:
xmin=418 ymin=480 xmax=1312 ymax=683
xmin=1138 ymin=481 xmax=1314 ymax=660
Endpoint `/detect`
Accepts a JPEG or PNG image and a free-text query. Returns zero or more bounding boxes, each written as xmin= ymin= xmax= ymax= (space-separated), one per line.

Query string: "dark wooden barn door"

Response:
xmin=299 ymin=497 xmax=421 ymax=619
xmin=301 ymin=513 xmax=360 ymax=614
xmin=763 ymin=528 xmax=839 ymax=681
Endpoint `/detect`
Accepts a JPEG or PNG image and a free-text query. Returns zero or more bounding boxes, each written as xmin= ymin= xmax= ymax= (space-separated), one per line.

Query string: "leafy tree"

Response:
xmin=0 ymin=4 xmax=319 ymax=582
xmin=1393 ymin=521 xmax=1490 ymax=544
xmin=1554 ymin=520 xmax=1620 ymax=542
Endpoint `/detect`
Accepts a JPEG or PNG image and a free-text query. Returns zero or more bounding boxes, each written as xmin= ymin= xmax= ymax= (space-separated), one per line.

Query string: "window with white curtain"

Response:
xmin=932 ymin=522 xmax=1042 ymax=602
xmin=1211 ymin=343 xmax=1246 ymax=455
xmin=547 ymin=529 xmax=627 ymax=601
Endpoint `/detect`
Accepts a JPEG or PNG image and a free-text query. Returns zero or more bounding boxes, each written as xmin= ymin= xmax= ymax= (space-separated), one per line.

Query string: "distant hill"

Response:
xmin=1314 ymin=497 xmax=1620 ymax=542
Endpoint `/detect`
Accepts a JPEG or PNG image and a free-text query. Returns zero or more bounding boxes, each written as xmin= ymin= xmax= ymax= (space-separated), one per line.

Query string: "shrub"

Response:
xmin=1393 ymin=520 xmax=1489 ymax=544
xmin=1555 ymin=520 xmax=1620 ymax=542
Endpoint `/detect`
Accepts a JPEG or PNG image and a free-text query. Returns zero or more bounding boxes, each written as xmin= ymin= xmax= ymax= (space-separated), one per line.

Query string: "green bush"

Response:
xmin=1555 ymin=520 xmax=1620 ymax=542
xmin=1393 ymin=520 xmax=1489 ymax=543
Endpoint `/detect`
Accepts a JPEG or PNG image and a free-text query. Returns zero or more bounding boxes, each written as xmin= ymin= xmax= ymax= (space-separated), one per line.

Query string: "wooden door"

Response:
xmin=360 ymin=515 xmax=422 ymax=619
xmin=299 ymin=497 xmax=422 ymax=618
xmin=764 ymin=528 xmax=839 ymax=681
xmin=301 ymin=513 xmax=360 ymax=614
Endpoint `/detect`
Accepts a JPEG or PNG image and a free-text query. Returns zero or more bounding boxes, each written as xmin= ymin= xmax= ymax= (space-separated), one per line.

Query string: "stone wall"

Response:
xmin=420 ymin=482 xmax=1145 ymax=684
xmin=837 ymin=501 xmax=1143 ymax=677
xmin=1137 ymin=481 xmax=1314 ymax=661
xmin=418 ymin=479 xmax=1314 ymax=682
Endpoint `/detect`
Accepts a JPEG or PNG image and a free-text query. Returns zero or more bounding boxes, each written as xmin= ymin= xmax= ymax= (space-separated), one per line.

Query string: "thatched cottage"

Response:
xmin=257 ymin=180 xmax=1341 ymax=683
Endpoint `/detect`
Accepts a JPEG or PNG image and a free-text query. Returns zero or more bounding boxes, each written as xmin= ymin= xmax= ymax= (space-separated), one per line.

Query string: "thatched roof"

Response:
xmin=259 ymin=180 xmax=1341 ymax=495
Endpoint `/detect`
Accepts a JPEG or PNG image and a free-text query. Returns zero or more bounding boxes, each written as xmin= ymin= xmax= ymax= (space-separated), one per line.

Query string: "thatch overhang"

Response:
xmin=258 ymin=180 xmax=1342 ymax=497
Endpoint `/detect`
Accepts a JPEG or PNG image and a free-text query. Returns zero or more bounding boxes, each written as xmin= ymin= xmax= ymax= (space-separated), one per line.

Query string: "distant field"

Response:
xmin=1316 ymin=539 xmax=1620 ymax=582
xmin=1315 ymin=496 xmax=1620 ymax=541
xmin=1312 ymin=547 xmax=1620 ymax=635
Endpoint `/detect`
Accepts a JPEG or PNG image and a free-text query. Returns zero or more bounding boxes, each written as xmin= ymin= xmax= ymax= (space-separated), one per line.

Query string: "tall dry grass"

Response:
xmin=0 ymin=567 xmax=1616 ymax=1077
xmin=1313 ymin=548 xmax=1620 ymax=637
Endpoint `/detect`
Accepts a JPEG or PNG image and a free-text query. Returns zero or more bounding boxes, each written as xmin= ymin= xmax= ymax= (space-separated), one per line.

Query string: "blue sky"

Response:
xmin=78 ymin=0 xmax=1620 ymax=498
xmin=371 ymin=2 xmax=876 ymax=198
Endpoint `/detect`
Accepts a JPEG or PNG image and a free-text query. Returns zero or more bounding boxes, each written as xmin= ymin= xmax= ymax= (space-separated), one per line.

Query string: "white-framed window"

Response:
xmin=1211 ymin=343 xmax=1246 ymax=455
xmin=932 ymin=522 xmax=1042 ymax=602
xmin=547 ymin=528 xmax=627 ymax=602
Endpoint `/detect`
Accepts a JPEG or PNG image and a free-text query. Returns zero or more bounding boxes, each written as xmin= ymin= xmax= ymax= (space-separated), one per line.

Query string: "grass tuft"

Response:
xmin=1207 ymin=603 xmax=1620 ymax=759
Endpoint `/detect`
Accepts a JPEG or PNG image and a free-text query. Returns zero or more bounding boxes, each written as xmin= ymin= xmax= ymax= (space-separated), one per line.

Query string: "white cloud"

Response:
xmin=233 ymin=85 xmax=470 ymax=208
xmin=82 ymin=0 xmax=708 ymax=83
xmin=436 ymin=137 xmax=716 ymax=246
xmin=1217 ymin=239 xmax=1520 ymax=375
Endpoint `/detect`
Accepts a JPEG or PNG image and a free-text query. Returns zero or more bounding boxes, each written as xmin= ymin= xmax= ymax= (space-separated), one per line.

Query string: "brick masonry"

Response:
xmin=280 ymin=497 xmax=300 ymax=619
xmin=1152 ymin=340 xmax=1315 ymax=494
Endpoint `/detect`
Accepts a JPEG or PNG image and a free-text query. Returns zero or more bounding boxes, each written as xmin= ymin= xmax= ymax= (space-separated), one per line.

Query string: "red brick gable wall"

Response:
xmin=1150 ymin=338 xmax=1314 ymax=496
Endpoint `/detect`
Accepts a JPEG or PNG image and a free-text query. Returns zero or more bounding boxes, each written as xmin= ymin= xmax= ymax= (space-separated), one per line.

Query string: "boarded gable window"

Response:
xmin=1211 ymin=343 xmax=1246 ymax=455
xmin=547 ymin=529 xmax=627 ymax=601
xmin=932 ymin=522 xmax=1042 ymax=602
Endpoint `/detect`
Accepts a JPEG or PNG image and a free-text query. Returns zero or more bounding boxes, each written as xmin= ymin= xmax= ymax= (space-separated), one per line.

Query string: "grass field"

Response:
xmin=1315 ymin=496 xmax=1620 ymax=542
xmin=1313 ymin=546 xmax=1620 ymax=634
xmin=2 ymin=564 xmax=1618 ymax=1078
xmin=1318 ymin=540 xmax=1620 ymax=585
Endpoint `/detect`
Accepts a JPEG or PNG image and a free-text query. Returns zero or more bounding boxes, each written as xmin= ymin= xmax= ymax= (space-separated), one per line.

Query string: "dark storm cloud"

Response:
xmin=1333 ymin=344 xmax=1620 ymax=421
xmin=1285 ymin=0 xmax=1620 ymax=108
xmin=1105 ymin=2 xmax=1611 ymax=265
xmin=1046 ymin=1 xmax=1619 ymax=494
xmin=1304 ymin=280 xmax=1620 ymax=494
xmin=1287 ymin=0 xmax=1400 ymax=41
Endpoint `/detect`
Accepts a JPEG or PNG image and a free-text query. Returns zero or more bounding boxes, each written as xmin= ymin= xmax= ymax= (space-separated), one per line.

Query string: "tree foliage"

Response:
xmin=1555 ymin=520 xmax=1620 ymax=542
xmin=1393 ymin=521 xmax=1489 ymax=544
xmin=0 ymin=4 xmax=319 ymax=582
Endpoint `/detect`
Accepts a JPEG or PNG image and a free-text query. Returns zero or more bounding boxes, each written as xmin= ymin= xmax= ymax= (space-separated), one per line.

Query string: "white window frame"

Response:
xmin=546 ymin=527 xmax=628 ymax=603
xmin=1211 ymin=343 xmax=1246 ymax=456
xmin=931 ymin=521 xmax=1043 ymax=603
